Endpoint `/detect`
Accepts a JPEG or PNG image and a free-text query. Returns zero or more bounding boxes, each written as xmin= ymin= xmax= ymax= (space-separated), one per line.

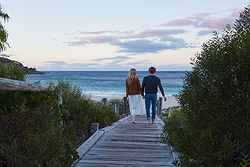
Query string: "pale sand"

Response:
xmin=99 ymin=95 xmax=179 ymax=109
xmin=162 ymin=96 xmax=179 ymax=109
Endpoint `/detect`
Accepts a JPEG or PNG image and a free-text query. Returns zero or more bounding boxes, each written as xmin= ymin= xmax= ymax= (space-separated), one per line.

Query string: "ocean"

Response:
xmin=26 ymin=71 xmax=186 ymax=100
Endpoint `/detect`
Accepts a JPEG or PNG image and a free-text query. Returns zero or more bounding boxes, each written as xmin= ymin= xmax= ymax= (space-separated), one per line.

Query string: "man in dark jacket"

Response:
xmin=141 ymin=67 xmax=166 ymax=124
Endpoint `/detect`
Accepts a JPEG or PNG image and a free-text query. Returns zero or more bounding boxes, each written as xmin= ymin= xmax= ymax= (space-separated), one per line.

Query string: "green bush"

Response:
xmin=0 ymin=81 xmax=118 ymax=167
xmin=0 ymin=61 xmax=25 ymax=80
xmin=163 ymin=7 xmax=250 ymax=167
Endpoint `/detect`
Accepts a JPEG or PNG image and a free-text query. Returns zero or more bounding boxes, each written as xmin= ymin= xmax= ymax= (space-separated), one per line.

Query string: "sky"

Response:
xmin=1 ymin=0 xmax=249 ymax=71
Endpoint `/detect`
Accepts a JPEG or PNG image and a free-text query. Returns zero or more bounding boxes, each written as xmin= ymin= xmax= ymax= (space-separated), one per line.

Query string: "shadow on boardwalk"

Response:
xmin=75 ymin=115 xmax=175 ymax=167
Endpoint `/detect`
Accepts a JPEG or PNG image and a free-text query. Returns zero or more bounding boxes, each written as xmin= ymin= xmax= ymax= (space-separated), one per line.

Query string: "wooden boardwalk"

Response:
xmin=74 ymin=115 xmax=175 ymax=167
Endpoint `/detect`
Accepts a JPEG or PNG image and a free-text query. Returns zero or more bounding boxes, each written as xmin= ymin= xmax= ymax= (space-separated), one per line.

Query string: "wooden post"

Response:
xmin=90 ymin=123 xmax=99 ymax=134
xmin=114 ymin=103 xmax=118 ymax=113
xmin=123 ymin=97 xmax=130 ymax=116
xmin=101 ymin=98 xmax=107 ymax=105
xmin=118 ymin=102 xmax=123 ymax=116
xmin=157 ymin=97 xmax=163 ymax=116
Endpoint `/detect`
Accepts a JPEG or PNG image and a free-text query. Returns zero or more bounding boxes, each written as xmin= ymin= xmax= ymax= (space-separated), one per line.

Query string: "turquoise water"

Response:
xmin=27 ymin=71 xmax=186 ymax=100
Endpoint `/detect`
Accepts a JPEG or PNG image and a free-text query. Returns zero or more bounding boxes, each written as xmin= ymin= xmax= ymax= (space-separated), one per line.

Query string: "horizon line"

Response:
xmin=36 ymin=70 xmax=191 ymax=72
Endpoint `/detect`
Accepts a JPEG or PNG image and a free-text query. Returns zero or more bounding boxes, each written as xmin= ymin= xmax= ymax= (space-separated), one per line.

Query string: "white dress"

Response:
xmin=128 ymin=95 xmax=145 ymax=119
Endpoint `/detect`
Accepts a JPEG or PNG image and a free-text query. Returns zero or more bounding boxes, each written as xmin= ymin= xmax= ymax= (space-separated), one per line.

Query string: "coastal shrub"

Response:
xmin=163 ymin=7 xmax=250 ymax=167
xmin=0 ymin=61 xmax=25 ymax=80
xmin=0 ymin=81 xmax=118 ymax=167
xmin=0 ymin=5 xmax=9 ymax=52
xmin=0 ymin=89 xmax=67 ymax=167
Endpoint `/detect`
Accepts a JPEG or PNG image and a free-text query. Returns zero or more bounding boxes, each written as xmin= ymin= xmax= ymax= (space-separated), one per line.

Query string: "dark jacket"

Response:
xmin=141 ymin=75 xmax=165 ymax=96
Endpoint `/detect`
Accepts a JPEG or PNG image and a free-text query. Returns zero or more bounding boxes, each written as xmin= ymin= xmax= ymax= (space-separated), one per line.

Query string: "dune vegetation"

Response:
xmin=0 ymin=81 xmax=118 ymax=167
xmin=0 ymin=6 xmax=118 ymax=166
xmin=163 ymin=7 xmax=250 ymax=167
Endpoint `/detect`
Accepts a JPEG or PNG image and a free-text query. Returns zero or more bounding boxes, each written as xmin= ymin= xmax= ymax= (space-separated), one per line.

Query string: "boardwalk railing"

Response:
xmin=72 ymin=116 xmax=131 ymax=167
xmin=0 ymin=77 xmax=46 ymax=91
xmin=105 ymin=97 xmax=130 ymax=118
xmin=107 ymin=96 xmax=164 ymax=118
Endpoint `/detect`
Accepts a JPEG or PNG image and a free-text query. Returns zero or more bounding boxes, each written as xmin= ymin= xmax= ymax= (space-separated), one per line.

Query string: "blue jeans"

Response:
xmin=145 ymin=93 xmax=157 ymax=121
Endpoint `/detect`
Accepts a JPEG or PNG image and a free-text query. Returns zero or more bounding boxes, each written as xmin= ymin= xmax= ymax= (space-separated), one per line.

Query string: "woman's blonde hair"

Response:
xmin=128 ymin=68 xmax=137 ymax=81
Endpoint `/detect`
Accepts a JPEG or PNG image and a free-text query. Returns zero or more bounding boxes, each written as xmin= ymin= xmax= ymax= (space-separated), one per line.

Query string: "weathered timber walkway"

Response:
xmin=0 ymin=77 xmax=46 ymax=91
xmin=74 ymin=115 xmax=175 ymax=167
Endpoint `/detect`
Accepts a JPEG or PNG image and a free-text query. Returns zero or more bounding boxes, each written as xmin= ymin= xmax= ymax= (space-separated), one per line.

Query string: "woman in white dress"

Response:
xmin=125 ymin=68 xmax=145 ymax=123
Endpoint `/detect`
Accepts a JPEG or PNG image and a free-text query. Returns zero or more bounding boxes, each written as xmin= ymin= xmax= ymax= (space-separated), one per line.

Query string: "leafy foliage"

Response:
xmin=239 ymin=154 xmax=250 ymax=167
xmin=0 ymin=81 xmax=118 ymax=167
xmin=0 ymin=5 xmax=24 ymax=80
xmin=0 ymin=61 xmax=26 ymax=80
xmin=163 ymin=7 xmax=250 ymax=167
xmin=0 ymin=6 xmax=9 ymax=52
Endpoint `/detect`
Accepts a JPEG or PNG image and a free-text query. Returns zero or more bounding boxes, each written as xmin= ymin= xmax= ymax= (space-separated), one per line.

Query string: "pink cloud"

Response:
xmin=161 ymin=8 xmax=241 ymax=30
xmin=161 ymin=18 xmax=194 ymax=27
xmin=200 ymin=17 xmax=233 ymax=29
xmin=231 ymin=8 xmax=241 ymax=17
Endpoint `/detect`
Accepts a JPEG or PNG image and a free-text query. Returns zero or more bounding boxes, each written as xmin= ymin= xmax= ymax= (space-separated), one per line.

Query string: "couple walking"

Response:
xmin=125 ymin=67 xmax=166 ymax=124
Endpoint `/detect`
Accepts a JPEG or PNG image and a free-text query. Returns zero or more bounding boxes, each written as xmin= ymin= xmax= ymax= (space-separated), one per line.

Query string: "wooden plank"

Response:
xmin=95 ymin=141 xmax=167 ymax=147
xmin=76 ymin=130 xmax=105 ymax=158
xmin=77 ymin=160 xmax=173 ymax=166
xmin=109 ymin=137 xmax=160 ymax=143
xmin=83 ymin=153 xmax=171 ymax=159
xmin=90 ymin=147 xmax=171 ymax=154
xmin=90 ymin=148 xmax=171 ymax=154
xmin=74 ymin=115 xmax=175 ymax=167
xmin=0 ymin=77 xmax=46 ymax=91
xmin=108 ymin=133 xmax=161 ymax=138
xmin=73 ymin=116 xmax=131 ymax=166
xmin=82 ymin=156 xmax=171 ymax=163
xmin=88 ymin=150 xmax=170 ymax=156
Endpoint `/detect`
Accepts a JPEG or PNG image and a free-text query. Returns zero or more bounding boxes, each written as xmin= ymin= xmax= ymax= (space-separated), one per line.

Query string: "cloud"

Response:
xmin=66 ymin=35 xmax=120 ymax=46
xmin=92 ymin=56 xmax=125 ymax=61
xmin=162 ymin=16 xmax=234 ymax=30
xmin=123 ymin=59 xmax=150 ymax=66
xmin=199 ymin=17 xmax=233 ymax=29
xmin=41 ymin=61 xmax=99 ymax=70
xmin=40 ymin=59 xmax=152 ymax=71
xmin=92 ymin=56 xmax=131 ymax=64
xmin=197 ymin=30 xmax=214 ymax=36
xmin=65 ymin=8 xmax=243 ymax=56
xmin=66 ymin=28 xmax=189 ymax=54
xmin=157 ymin=64 xmax=193 ymax=71
xmin=231 ymin=8 xmax=242 ymax=17
xmin=117 ymin=38 xmax=188 ymax=54
xmin=77 ymin=29 xmax=185 ymax=39
xmin=129 ymin=29 xmax=186 ymax=38
xmin=44 ymin=61 xmax=68 ymax=65
xmin=162 ymin=19 xmax=194 ymax=27
xmin=66 ymin=28 xmax=186 ymax=46
xmin=161 ymin=9 xmax=239 ymax=30
xmin=79 ymin=30 xmax=119 ymax=35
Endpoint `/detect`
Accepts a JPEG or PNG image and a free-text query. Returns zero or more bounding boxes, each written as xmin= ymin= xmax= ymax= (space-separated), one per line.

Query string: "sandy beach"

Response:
xmin=104 ymin=95 xmax=179 ymax=110
xmin=162 ymin=95 xmax=179 ymax=109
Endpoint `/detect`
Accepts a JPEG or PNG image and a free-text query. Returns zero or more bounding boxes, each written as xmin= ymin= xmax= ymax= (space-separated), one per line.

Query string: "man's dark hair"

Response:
xmin=148 ymin=67 xmax=156 ymax=74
